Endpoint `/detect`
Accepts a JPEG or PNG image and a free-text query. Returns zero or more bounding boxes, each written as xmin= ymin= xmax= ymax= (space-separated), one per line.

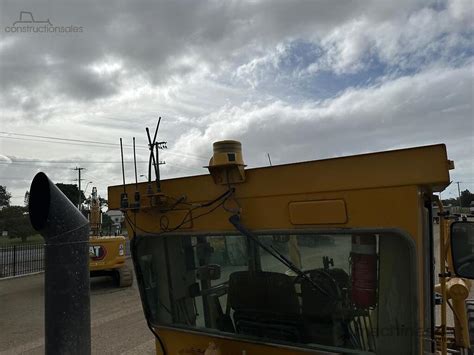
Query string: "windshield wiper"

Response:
xmin=228 ymin=214 xmax=330 ymax=297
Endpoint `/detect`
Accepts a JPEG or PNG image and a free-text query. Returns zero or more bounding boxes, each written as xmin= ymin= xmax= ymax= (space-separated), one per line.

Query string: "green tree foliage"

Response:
xmin=0 ymin=206 xmax=36 ymax=242
xmin=56 ymin=183 xmax=86 ymax=207
xmin=0 ymin=185 xmax=11 ymax=207
xmin=101 ymin=212 xmax=113 ymax=235
xmin=442 ymin=190 xmax=474 ymax=208
xmin=460 ymin=189 xmax=474 ymax=208
xmin=441 ymin=197 xmax=458 ymax=206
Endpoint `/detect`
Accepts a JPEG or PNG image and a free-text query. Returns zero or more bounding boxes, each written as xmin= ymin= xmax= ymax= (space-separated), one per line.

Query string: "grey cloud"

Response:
xmin=172 ymin=63 xmax=473 ymax=169
xmin=59 ymin=66 xmax=121 ymax=100
xmin=0 ymin=0 xmax=472 ymax=205
xmin=0 ymin=0 xmax=427 ymax=107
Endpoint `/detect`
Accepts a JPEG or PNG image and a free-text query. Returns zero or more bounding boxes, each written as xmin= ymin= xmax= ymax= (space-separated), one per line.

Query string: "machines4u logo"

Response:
xmin=89 ymin=245 xmax=107 ymax=261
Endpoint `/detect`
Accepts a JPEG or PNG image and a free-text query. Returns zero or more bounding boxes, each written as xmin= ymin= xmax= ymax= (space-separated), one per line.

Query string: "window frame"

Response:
xmin=131 ymin=227 xmax=419 ymax=354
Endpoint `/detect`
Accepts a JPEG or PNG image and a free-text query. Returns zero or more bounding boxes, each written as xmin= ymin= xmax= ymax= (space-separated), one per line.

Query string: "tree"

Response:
xmin=101 ymin=212 xmax=113 ymax=235
xmin=442 ymin=197 xmax=458 ymax=206
xmin=0 ymin=185 xmax=11 ymax=207
xmin=0 ymin=205 xmax=36 ymax=242
xmin=460 ymin=189 xmax=474 ymax=208
xmin=56 ymin=183 xmax=86 ymax=208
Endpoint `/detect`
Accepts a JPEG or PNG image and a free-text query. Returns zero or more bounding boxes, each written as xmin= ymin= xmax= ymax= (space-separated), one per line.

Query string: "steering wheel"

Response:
xmin=293 ymin=269 xmax=341 ymax=299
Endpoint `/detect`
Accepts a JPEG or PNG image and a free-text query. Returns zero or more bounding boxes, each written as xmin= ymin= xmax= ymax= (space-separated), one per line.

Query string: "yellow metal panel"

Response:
xmin=129 ymin=208 xmax=192 ymax=234
xmin=157 ymin=327 xmax=337 ymax=355
xmin=289 ymin=200 xmax=347 ymax=225
xmin=106 ymin=144 xmax=453 ymax=355
xmin=109 ymin=144 xmax=450 ymax=211
xmin=89 ymin=236 xmax=126 ymax=271
xmin=119 ymin=185 xmax=418 ymax=235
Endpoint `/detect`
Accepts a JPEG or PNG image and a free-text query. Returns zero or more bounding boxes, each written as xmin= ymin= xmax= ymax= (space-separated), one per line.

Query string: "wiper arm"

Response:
xmin=228 ymin=214 xmax=330 ymax=297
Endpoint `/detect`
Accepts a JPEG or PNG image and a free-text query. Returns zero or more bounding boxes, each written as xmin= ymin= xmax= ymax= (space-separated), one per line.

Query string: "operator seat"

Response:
xmin=227 ymin=271 xmax=303 ymax=342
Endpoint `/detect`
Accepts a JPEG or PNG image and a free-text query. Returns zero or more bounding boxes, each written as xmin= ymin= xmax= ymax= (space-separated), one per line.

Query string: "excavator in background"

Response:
xmin=88 ymin=186 xmax=133 ymax=287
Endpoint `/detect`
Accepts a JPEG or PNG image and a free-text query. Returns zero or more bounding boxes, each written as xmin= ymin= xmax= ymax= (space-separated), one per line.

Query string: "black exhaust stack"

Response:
xmin=29 ymin=172 xmax=91 ymax=355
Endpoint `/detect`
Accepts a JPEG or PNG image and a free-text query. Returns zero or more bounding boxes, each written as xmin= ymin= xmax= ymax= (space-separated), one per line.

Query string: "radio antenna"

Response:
xmin=132 ymin=137 xmax=140 ymax=209
xmin=120 ymin=138 xmax=126 ymax=191
xmin=133 ymin=137 xmax=138 ymax=189
xmin=119 ymin=138 xmax=129 ymax=208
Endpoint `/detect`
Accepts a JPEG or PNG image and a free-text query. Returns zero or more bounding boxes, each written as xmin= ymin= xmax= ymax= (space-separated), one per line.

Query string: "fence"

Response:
xmin=0 ymin=240 xmax=131 ymax=279
xmin=0 ymin=243 xmax=44 ymax=278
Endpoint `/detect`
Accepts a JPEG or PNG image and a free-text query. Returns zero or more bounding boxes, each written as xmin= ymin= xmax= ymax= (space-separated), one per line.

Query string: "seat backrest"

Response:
xmin=228 ymin=271 xmax=303 ymax=342
xmin=228 ymin=271 xmax=300 ymax=315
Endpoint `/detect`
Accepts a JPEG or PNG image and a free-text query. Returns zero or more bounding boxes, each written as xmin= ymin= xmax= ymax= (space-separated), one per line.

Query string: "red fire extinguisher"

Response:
xmin=351 ymin=235 xmax=377 ymax=308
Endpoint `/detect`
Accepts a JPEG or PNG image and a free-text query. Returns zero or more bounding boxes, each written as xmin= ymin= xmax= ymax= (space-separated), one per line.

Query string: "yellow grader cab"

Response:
xmin=88 ymin=187 xmax=133 ymax=287
xmin=104 ymin=141 xmax=473 ymax=355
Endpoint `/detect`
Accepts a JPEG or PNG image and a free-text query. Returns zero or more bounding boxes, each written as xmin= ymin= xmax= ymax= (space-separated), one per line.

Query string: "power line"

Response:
xmin=165 ymin=150 xmax=208 ymax=161
xmin=0 ymin=177 xmax=33 ymax=181
xmin=2 ymin=159 xmax=204 ymax=176
xmin=2 ymin=165 xmax=69 ymax=170
xmin=0 ymin=136 xmax=141 ymax=150
xmin=0 ymin=131 xmax=148 ymax=149
xmin=1 ymin=160 xmax=204 ymax=173
xmin=3 ymin=160 xmax=150 ymax=164
xmin=165 ymin=162 xmax=204 ymax=173
xmin=0 ymin=131 xmax=209 ymax=161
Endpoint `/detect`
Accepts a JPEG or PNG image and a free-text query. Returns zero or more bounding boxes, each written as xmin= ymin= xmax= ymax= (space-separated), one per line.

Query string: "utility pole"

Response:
xmin=456 ymin=181 xmax=462 ymax=208
xmin=73 ymin=167 xmax=85 ymax=210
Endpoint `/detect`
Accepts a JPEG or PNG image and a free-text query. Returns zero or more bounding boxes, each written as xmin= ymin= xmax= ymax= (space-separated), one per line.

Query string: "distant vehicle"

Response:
xmin=88 ymin=187 xmax=132 ymax=287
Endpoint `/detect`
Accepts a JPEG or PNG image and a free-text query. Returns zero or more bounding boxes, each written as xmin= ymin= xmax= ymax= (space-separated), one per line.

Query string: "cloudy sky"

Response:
xmin=0 ymin=0 xmax=473 ymax=206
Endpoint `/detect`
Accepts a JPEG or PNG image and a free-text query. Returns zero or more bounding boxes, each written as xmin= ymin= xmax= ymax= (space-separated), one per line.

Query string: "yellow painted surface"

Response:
xmin=109 ymin=144 xmax=450 ymax=212
xmin=157 ymin=328 xmax=336 ymax=355
xmin=108 ymin=144 xmax=453 ymax=354
xmin=115 ymin=185 xmax=420 ymax=236
xmin=289 ymin=199 xmax=347 ymax=225
xmin=89 ymin=236 xmax=126 ymax=271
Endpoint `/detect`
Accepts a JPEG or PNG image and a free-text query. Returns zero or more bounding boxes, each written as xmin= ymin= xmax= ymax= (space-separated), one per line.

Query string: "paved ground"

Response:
xmin=0 ymin=259 xmax=155 ymax=355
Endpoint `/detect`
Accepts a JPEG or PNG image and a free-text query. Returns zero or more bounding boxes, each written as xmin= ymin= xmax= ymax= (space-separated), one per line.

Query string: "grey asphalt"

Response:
xmin=0 ymin=259 xmax=154 ymax=355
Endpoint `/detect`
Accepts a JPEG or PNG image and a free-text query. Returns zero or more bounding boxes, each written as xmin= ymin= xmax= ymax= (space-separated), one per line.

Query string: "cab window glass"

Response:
xmin=134 ymin=231 xmax=416 ymax=355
